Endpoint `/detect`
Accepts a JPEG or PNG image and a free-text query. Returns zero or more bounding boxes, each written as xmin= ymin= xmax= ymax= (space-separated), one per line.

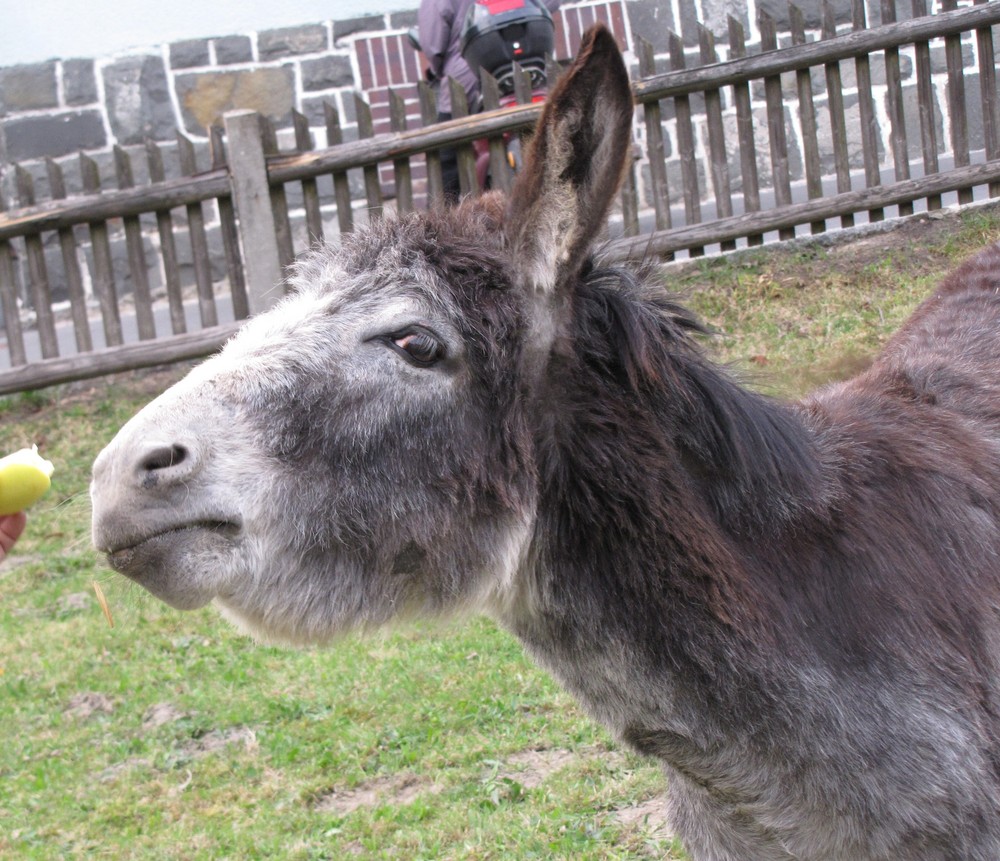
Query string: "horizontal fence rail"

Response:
xmin=267 ymin=104 xmax=543 ymax=186
xmin=0 ymin=171 xmax=232 ymax=241
xmin=1 ymin=0 xmax=998 ymax=395
xmin=606 ymin=161 xmax=1000 ymax=261
xmin=0 ymin=321 xmax=243 ymax=395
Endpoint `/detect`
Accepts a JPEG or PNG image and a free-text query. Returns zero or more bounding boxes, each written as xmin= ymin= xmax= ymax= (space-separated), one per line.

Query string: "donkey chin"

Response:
xmin=104 ymin=525 xmax=237 ymax=610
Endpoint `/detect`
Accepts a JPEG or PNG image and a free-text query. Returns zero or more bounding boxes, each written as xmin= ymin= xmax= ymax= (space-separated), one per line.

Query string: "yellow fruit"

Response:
xmin=0 ymin=446 xmax=54 ymax=515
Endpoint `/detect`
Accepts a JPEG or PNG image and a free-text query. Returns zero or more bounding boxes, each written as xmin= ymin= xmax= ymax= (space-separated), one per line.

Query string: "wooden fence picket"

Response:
xmin=448 ymin=79 xmax=479 ymax=199
xmin=177 ymin=135 xmax=219 ymax=328
xmin=941 ymin=0 xmax=973 ymax=205
xmin=511 ymin=61 xmax=533 ymax=105
xmin=973 ymin=0 xmax=1000 ymax=198
xmin=881 ymin=0 xmax=913 ymax=217
xmin=909 ymin=0 xmax=941 ymax=211
xmin=79 ymin=154 xmax=124 ymax=347
xmin=145 ymin=141 xmax=187 ymax=336
xmin=788 ymin=4 xmax=827 ymax=235
xmin=727 ymin=15 xmax=764 ymax=246
xmin=479 ymin=71 xmax=514 ymax=194
xmin=854 ymin=0 xmax=886 ymax=223
xmin=620 ymin=150 xmax=641 ymax=238
xmin=113 ymin=147 xmax=157 ymax=341
xmin=511 ymin=63 xmax=538 ymax=165
xmin=293 ymin=110 xmax=325 ymax=246
xmin=821 ymin=1 xmax=856 ymax=229
xmin=636 ymin=37 xmax=672 ymax=241
xmin=698 ymin=24 xmax=736 ymax=251
xmin=418 ymin=82 xmax=446 ymax=210
xmin=260 ymin=118 xmax=296 ymax=270
xmin=0 ymin=190 xmax=26 ymax=366
xmin=354 ymin=94 xmax=385 ymax=219
xmin=388 ymin=89 xmax=415 ymax=213
xmin=668 ymin=31 xmax=703 ymax=257
xmin=16 ymin=168 xmax=59 ymax=359
xmin=760 ymin=12 xmax=796 ymax=241
xmin=223 ymin=109 xmax=283 ymax=316
xmin=209 ymin=126 xmax=250 ymax=321
xmin=324 ymin=102 xmax=356 ymax=235
xmin=45 ymin=157 xmax=94 ymax=350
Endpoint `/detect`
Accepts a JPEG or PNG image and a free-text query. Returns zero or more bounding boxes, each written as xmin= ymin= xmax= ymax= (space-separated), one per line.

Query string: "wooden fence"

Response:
xmin=1 ymin=0 xmax=998 ymax=395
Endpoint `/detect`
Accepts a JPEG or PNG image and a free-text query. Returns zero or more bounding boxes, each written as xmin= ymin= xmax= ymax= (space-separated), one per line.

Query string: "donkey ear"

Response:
xmin=506 ymin=24 xmax=634 ymax=293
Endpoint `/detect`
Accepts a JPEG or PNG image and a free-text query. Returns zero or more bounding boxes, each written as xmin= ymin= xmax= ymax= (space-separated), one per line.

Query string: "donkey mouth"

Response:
xmin=104 ymin=520 xmax=241 ymax=571
xmin=100 ymin=519 xmax=243 ymax=610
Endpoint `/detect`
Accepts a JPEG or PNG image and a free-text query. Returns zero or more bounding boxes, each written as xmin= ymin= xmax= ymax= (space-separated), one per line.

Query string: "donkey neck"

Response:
xmin=499 ymin=271 xmax=828 ymax=739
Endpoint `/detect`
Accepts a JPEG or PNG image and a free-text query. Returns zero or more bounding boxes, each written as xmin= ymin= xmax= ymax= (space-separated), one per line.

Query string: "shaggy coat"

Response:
xmin=92 ymin=25 xmax=1000 ymax=860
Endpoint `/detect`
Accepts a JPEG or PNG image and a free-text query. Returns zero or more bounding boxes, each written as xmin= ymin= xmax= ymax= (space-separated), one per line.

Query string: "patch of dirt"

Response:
xmin=57 ymin=591 xmax=91 ymax=614
xmin=99 ymin=757 xmax=153 ymax=783
xmin=811 ymin=211 xmax=951 ymax=271
xmin=64 ymin=691 xmax=114 ymax=720
xmin=494 ymin=746 xmax=673 ymax=839
xmin=615 ymin=796 xmax=672 ymax=837
xmin=312 ymin=747 xmax=618 ymax=817
xmin=98 ymin=725 xmax=258 ymax=783
xmin=183 ymin=726 xmax=258 ymax=755
xmin=498 ymin=747 xmax=582 ymax=789
xmin=0 ymin=552 xmax=45 ymax=574
xmin=141 ymin=701 xmax=189 ymax=730
xmin=314 ymin=774 xmax=443 ymax=816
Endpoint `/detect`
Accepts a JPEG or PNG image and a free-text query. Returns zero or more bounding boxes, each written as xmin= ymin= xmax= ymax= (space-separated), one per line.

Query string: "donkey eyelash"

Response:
xmin=383 ymin=327 xmax=446 ymax=367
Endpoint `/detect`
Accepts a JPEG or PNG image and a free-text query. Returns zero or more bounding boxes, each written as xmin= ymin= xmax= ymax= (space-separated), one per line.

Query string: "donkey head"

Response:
xmin=91 ymin=26 xmax=634 ymax=645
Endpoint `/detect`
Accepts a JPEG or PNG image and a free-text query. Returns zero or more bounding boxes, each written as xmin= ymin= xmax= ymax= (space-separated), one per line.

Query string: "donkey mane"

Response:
xmin=567 ymin=262 xmax=827 ymax=537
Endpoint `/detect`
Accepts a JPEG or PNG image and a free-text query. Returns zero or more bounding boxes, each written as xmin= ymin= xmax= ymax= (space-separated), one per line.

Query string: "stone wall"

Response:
xmin=0 ymin=12 xmax=416 ymax=192
xmin=0 ymin=0 xmax=993 ymax=313
xmin=0 ymin=1 xmax=640 ymax=195
xmin=2 ymin=0 xmax=991 ymax=201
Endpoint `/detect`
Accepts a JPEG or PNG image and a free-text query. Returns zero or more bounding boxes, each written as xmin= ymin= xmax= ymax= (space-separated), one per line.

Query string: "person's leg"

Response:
xmin=437 ymin=111 xmax=461 ymax=203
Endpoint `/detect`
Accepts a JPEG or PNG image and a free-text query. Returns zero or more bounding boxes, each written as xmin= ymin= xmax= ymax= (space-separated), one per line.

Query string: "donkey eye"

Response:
xmin=387 ymin=329 xmax=445 ymax=367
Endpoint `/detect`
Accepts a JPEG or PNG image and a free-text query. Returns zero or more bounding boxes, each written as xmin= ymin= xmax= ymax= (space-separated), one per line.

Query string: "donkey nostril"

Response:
xmin=137 ymin=443 xmax=196 ymax=488
xmin=141 ymin=444 xmax=188 ymax=472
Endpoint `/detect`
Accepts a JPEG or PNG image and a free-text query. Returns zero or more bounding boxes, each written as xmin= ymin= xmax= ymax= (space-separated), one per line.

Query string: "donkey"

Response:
xmin=91 ymin=24 xmax=1000 ymax=860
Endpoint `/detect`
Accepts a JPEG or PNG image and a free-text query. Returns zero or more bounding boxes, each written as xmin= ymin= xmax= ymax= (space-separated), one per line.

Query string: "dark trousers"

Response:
xmin=437 ymin=111 xmax=461 ymax=202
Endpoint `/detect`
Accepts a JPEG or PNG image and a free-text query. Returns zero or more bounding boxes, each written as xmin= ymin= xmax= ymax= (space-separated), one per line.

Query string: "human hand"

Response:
xmin=0 ymin=512 xmax=27 ymax=560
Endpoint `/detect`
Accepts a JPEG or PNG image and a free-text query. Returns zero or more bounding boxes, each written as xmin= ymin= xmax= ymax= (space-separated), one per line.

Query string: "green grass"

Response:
xmin=677 ymin=207 xmax=1000 ymax=397
xmin=2 ymin=206 xmax=998 ymax=860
